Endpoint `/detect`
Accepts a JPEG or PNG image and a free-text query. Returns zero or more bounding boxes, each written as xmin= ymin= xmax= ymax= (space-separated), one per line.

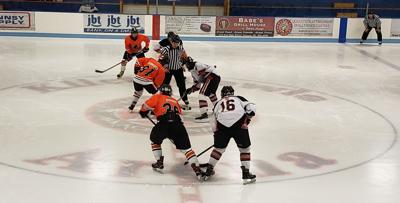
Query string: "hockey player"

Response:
xmin=139 ymin=84 xmax=205 ymax=181
xmin=184 ymin=57 xmax=220 ymax=121
xmin=117 ymin=27 xmax=150 ymax=79
xmin=160 ymin=34 xmax=191 ymax=110
xmin=204 ymin=86 xmax=257 ymax=184
xmin=360 ymin=11 xmax=382 ymax=45
xmin=153 ymin=31 xmax=183 ymax=53
xmin=128 ymin=57 xmax=165 ymax=111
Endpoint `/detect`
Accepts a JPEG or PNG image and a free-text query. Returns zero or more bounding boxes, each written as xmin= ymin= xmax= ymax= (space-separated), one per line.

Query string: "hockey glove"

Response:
xmin=158 ymin=56 xmax=169 ymax=66
xmin=246 ymin=111 xmax=255 ymax=118
xmin=186 ymin=87 xmax=193 ymax=95
xmin=245 ymin=111 xmax=255 ymax=125
xmin=123 ymin=51 xmax=133 ymax=61
xmin=142 ymin=47 xmax=149 ymax=53
xmin=139 ymin=110 xmax=150 ymax=118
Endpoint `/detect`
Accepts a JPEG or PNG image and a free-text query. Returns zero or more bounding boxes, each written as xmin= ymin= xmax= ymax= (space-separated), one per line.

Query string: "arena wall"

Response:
xmin=0 ymin=11 xmax=399 ymax=43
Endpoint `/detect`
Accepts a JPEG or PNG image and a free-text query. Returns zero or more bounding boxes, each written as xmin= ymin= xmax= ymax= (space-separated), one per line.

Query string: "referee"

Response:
xmin=154 ymin=31 xmax=183 ymax=53
xmin=360 ymin=11 xmax=382 ymax=45
xmin=160 ymin=35 xmax=191 ymax=110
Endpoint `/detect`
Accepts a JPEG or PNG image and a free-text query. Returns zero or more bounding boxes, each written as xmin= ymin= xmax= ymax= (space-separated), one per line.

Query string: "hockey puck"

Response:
xmin=200 ymin=23 xmax=211 ymax=32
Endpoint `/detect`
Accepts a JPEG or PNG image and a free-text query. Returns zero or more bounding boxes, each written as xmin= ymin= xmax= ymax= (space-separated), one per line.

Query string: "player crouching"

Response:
xmin=204 ymin=86 xmax=256 ymax=184
xmin=139 ymin=84 xmax=205 ymax=181
xmin=184 ymin=57 xmax=221 ymax=122
xmin=127 ymin=57 xmax=165 ymax=112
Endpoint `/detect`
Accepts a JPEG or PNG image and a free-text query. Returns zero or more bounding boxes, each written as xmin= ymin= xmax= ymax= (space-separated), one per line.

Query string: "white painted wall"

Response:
xmin=347 ymin=18 xmax=392 ymax=39
xmin=36 ymin=12 xmax=82 ymax=34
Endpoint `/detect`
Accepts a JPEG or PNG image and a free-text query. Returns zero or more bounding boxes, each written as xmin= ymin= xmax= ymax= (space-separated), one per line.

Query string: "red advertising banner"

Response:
xmin=216 ymin=16 xmax=275 ymax=37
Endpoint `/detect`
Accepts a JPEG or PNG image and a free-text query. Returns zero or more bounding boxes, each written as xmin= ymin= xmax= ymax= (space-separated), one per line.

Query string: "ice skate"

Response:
xmin=181 ymin=104 xmax=191 ymax=111
xmin=191 ymin=163 xmax=205 ymax=181
xmin=241 ymin=166 xmax=256 ymax=185
xmin=117 ymin=70 xmax=125 ymax=79
xmin=152 ymin=156 xmax=164 ymax=173
xmin=204 ymin=164 xmax=215 ymax=181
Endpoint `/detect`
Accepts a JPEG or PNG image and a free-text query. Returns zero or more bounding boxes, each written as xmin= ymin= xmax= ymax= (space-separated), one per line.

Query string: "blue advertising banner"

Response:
xmin=83 ymin=14 xmax=145 ymax=33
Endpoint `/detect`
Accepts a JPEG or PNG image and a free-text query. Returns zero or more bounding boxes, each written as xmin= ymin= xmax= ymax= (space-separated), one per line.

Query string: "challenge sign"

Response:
xmin=275 ymin=18 xmax=334 ymax=36
xmin=84 ymin=14 xmax=145 ymax=33
xmin=0 ymin=12 xmax=35 ymax=30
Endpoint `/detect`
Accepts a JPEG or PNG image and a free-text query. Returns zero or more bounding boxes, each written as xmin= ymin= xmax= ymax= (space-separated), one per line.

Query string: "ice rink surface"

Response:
xmin=0 ymin=37 xmax=399 ymax=203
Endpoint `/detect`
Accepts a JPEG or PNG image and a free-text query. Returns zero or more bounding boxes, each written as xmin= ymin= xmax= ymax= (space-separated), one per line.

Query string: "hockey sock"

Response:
xmin=131 ymin=90 xmax=143 ymax=107
xmin=209 ymin=94 xmax=218 ymax=105
xmin=120 ymin=60 xmax=127 ymax=72
xmin=151 ymin=143 xmax=162 ymax=160
xmin=121 ymin=65 xmax=126 ymax=72
xmin=199 ymin=94 xmax=208 ymax=114
xmin=208 ymin=148 xmax=225 ymax=166
xmin=181 ymin=148 xmax=199 ymax=166
xmin=239 ymin=147 xmax=251 ymax=169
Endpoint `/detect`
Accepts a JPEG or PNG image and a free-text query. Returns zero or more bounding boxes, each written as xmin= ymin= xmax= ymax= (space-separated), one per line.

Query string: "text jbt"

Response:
xmin=86 ymin=15 xmax=140 ymax=28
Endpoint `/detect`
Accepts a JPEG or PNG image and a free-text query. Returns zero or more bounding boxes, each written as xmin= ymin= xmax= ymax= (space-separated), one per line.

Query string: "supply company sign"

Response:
xmin=0 ymin=11 xmax=35 ymax=30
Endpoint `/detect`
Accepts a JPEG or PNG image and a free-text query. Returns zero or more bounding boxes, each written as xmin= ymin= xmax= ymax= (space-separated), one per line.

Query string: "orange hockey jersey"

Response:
xmin=140 ymin=93 xmax=182 ymax=118
xmin=133 ymin=57 xmax=165 ymax=88
xmin=125 ymin=34 xmax=150 ymax=54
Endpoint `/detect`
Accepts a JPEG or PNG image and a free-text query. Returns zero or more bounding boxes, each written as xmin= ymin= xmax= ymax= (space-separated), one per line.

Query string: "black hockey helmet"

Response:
xmin=170 ymin=34 xmax=181 ymax=43
xmin=221 ymin=86 xmax=234 ymax=97
xmin=159 ymin=84 xmax=172 ymax=96
xmin=185 ymin=57 xmax=196 ymax=70
xmin=167 ymin=31 xmax=176 ymax=39
xmin=131 ymin=27 xmax=138 ymax=34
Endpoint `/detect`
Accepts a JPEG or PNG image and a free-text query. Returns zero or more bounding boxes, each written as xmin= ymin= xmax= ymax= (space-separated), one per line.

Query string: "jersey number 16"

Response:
xmin=220 ymin=99 xmax=235 ymax=112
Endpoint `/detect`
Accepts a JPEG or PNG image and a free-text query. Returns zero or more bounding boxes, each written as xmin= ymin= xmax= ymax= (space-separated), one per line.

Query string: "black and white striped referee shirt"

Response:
xmin=161 ymin=45 xmax=186 ymax=71
xmin=364 ymin=14 xmax=381 ymax=28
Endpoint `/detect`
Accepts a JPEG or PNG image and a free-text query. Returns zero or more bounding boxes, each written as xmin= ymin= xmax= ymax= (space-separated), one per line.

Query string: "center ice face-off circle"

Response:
xmin=0 ymin=76 xmax=396 ymax=185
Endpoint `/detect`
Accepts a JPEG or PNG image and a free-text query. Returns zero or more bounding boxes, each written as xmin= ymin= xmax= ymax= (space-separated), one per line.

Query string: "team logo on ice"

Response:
xmin=85 ymin=96 xmax=213 ymax=136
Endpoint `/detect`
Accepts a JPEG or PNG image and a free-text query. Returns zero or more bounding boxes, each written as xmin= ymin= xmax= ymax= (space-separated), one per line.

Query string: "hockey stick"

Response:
xmin=94 ymin=51 xmax=144 ymax=73
xmin=177 ymin=89 xmax=189 ymax=102
xmin=184 ymin=145 xmax=214 ymax=165
xmin=145 ymin=114 xmax=157 ymax=125
xmin=95 ymin=61 xmax=122 ymax=73
xmin=365 ymin=2 xmax=369 ymax=16
xmin=146 ymin=114 xmax=213 ymax=166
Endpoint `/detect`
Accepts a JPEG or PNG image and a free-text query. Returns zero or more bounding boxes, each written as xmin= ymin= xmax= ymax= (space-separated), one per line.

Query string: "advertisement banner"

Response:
xmin=275 ymin=18 xmax=334 ymax=36
xmin=391 ymin=19 xmax=400 ymax=38
xmin=0 ymin=11 xmax=35 ymax=30
xmin=83 ymin=14 xmax=145 ymax=33
xmin=215 ymin=16 xmax=275 ymax=37
xmin=165 ymin=16 xmax=215 ymax=35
